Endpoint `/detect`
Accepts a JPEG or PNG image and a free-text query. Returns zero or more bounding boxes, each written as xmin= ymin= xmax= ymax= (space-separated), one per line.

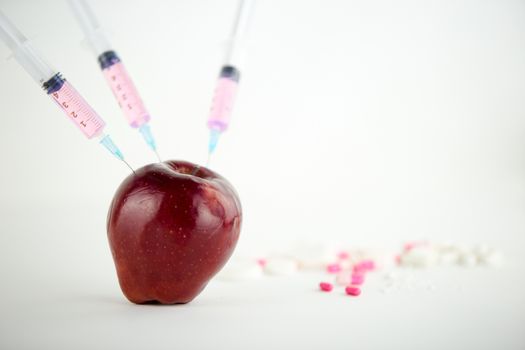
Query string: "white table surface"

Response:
xmin=1 ymin=204 xmax=524 ymax=350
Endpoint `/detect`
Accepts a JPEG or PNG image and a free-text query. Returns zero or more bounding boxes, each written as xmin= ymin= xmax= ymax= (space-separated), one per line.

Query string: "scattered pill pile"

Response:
xmin=397 ymin=241 xmax=503 ymax=268
xmin=318 ymin=253 xmax=376 ymax=296
xmin=215 ymin=240 xmax=503 ymax=298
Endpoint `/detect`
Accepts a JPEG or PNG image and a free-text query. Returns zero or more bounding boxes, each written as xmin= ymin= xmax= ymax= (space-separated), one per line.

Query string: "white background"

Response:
xmin=0 ymin=0 xmax=524 ymax=349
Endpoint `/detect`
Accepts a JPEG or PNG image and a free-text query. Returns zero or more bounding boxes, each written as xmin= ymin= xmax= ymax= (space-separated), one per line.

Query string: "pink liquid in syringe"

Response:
xmin=103 ymin=62 xmax=150 ymax=128
xmin=208 ymin=77 xmax=239 ymax=131
xmin=49 ymin=80 xmax=105 ymax=139
xmin=207 ymin=66 xmax=240 ymax=131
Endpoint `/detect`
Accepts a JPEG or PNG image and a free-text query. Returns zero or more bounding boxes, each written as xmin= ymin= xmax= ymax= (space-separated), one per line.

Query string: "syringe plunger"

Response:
xmin=68 ymin=0 xmax=112 ymax=57
xmin=0 ymin=10 xmax=55 ymax=84
xmin=0 ymin=9 xmax=127 ymax=164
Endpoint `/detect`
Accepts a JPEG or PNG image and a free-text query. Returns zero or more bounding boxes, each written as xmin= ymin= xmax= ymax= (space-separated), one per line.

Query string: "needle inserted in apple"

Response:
xmin=122 ymin=159 xmax=136 ymax=174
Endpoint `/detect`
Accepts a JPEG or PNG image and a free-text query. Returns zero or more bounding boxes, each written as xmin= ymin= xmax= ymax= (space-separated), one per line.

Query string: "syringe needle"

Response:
xmin=122 ymin=159 xmax=135 ymax=174
xmin=154 ymin=149 xmax=162 ymax=163
xmin=206 ymin=152 xmax=212 ymax=168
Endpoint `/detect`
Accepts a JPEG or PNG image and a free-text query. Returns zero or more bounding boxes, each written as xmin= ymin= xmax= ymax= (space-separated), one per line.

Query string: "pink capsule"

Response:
xmin=326 ymin=263 xmax=342 ymax=273
xmin=360 ymin=260 xmax=376 ymax=271
xmin=394 ymin=254 xmax=401 ymax=265
xmin=403 ymin=242 xmax=416 ymax=251
xmin=337 ymin=251 xmax=350 ymax=260
xmin=345 ymin=286 xmax=361 ymax=296
xmin=403 ymin=240 xmax=428 ymax=252
xmin=256 ymin=258 xmax=267 ymax=267
xmin=351 ymin=273 xmax=365 ymax=285
xmin=353 ymin=264 xmax=366 ymax=274
xmin=354 ymin=260 xmax=375 ymax=273
xmin=319 ymin=282 xmax=333 ymax=292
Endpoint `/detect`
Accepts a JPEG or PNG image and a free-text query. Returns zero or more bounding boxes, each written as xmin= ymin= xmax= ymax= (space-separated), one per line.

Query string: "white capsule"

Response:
xmin=264 ymin=257 xmax=298 ymax=276
xmin=215 ymin=259 xmax=263 ymax=281
xmin=353 ymin=247 xmax=393 ymax=270
xmin=473 ymin=244 xmax=491 ymax=257
xmin=289 ymin=242 xmax=335 ymax=270
xmin=335 ymin=273 xmax=351 ymax=286
xmin=458 ymin=252 xmax=478 ymax=267
xmin=399 ymin=246 xmax=439 ymax=268
xmin=479 ymin=250 xmax=504 ymax=267
xmin=438 ymin=250 xmax=461 ymax=265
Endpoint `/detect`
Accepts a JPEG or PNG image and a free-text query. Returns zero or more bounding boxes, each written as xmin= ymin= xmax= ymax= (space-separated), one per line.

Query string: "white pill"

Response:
xmin=399 ymin=246 xmax=439 ymax=268
xmin=289 ymin=242 xmax=335 ymax=270
xmin=479 ymin=250 xmax=504 ymax=267
xmin=264 ymin=257 xmax=298 ymax=276
xmin=335 ymin=273 xmax=351 ymax=286
xmin=458 ymin=252 xmax=478 ymax=267
xmin=438 ymin=251 xmax=461 ymax=265
xmin=473 ymin=244 xmax=491 ymax=256
xmin=353 ymin=248 xmax=393 ymax=270
xmin=215 ymin=259 xmax=263 ymax=281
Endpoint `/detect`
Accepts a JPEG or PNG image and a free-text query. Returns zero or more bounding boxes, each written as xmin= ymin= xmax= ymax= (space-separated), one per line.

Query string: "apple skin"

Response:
xmin=107 ymin=160 xmax=242 ymax=304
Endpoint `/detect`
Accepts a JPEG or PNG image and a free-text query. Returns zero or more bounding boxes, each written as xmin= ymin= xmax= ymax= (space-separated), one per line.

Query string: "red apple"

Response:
xmin=107 ymin=160 xmax=242 ymax=304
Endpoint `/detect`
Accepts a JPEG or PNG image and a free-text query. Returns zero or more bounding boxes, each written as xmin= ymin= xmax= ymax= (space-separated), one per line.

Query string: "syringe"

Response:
xmin=68 ymin=0 xmax=160 ymax=161
xmin=206 ymin=0 xmax=256 ymax=165
xmin=0 ymin=10 xmax=132 ymax=171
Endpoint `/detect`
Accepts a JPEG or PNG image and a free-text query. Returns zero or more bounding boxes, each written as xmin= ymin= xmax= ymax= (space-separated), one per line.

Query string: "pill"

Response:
xmin=399 ymin=247 xmax=438 ymax=268
xmin=458 ymin=252 xmax=478 ymax=267
xmin=480 ymin=250 xmax=504 ymax=267
xmin=326 ymin=263 xmax=342 ymax=273
xmin=404 ymin=241 xmax=427 ymax=251
xmin=319 ymin=282 xmax=333 ymax=292
xmin=353 ymin=260 xmax=375 ymax=273
xmin=256 ymin=258 xmax=267 ymax=267
xmin=337 ymin=251 xmax=350 ymax=260
xmin=359 ymin=260 xmax=376 ymax=271
xmin=216 ymin=259 xmax=263 ymax=281
xmin=351 ymin=273 xmax=365 ymax=285
xmin=336 ymin=273 xmax=351 ymax=286
xmin=353 ymin=264 xmax=365 ymax=274
xmin=345 ymin=286 xmax=361 ymax=296
xmin=264 ymin=257 xmax=298 ymax=276
xmin=394 ymin=255 xmax=401 ymax=265
xmin=290 ymin=242 xmax=336 ymax=269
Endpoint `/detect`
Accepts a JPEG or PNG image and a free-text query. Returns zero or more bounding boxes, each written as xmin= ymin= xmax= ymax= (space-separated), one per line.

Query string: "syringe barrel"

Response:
xmin=0 ymin=10 xmax=55 ymax=84
xmin=44 ymin=73 xmax=106 ymax=139
xmin=68 ymin=0 xmax=112 ymax=57
xmin=98 ymin=50 xmax=150 ymax=128
xmin=207 ymin=66 xmax=240 ymax=132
